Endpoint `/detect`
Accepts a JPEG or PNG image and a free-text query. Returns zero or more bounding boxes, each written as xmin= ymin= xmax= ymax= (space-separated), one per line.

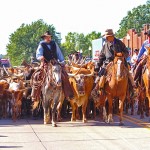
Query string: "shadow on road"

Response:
xmin=0 ymin=146 xmax=23 ymax=149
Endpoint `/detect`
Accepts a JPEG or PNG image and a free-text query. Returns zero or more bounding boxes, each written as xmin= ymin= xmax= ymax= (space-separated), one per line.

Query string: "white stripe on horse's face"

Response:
xmin=117 ymin=59 xmax=122 ymax=79
xmin=52 ymin=65 xmax=62 ymax=86
xmin=146 ymin=68 xmax=150 ymax=79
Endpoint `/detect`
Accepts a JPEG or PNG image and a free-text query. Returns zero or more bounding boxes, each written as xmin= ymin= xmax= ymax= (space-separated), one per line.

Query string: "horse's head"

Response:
xmin=48 ymin=61 xmax=62 ymax=87
xmin=144 ymin=46 xmax=150 ymax=76
xmin=113 ymin=52 xmax=126 ymax=79
xmin=145 ymin=46 xmax=150 ymax=55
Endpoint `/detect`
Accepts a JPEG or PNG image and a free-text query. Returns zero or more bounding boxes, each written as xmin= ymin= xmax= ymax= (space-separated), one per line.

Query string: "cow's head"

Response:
xmin=74 ymin=74 xmax=86 ymax=96
xmin=68 ymin=72 xmax=93 ymax=96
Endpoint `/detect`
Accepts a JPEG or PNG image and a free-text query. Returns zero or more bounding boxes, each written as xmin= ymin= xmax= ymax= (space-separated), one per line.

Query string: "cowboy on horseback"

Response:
xmin=134 ymin=29 xmax=150 ymax=86
xmin=93 ymin=29 xmax=135 ymax=92
xmin=31 ymin=31 xmax=74 ymax=102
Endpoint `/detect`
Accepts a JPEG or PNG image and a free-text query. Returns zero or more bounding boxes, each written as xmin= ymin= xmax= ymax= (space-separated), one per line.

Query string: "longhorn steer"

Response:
xmin=68 ymin=72 xmax=94 ymax=123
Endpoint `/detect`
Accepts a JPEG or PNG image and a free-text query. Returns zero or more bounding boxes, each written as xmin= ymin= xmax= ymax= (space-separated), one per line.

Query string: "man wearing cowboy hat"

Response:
xmin=98 ymin=29 xmax=129 ymax=67
xmin=134 ymin=29 xmax=150 ymax=85
xmin=36 ymin=31 xmax=64 ymax=64
xmin=31 ymin=31 xmax=74 ymax=102
xmin=93 ymin=29 xmax=135 ymax=92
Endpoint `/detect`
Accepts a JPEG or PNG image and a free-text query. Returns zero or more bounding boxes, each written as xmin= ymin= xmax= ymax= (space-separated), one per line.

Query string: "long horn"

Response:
xmin=67 ymin=73 xmax=76 ymax=77
xmin=84 ymin=73 xmax=94 ymax=77
xmin=3 ymin=65 xmax=10 ymax=76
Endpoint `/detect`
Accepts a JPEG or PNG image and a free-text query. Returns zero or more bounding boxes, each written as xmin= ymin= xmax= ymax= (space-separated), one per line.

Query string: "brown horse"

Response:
xmin=100 ymin=53 xmax=128 ymax=125
xmin=142 ymin=46 xmax=150 ymax=118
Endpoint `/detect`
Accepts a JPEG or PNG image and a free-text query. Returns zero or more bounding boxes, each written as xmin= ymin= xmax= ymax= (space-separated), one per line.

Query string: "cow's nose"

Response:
xmin=79 ymin=91 xmax=85 ymax=96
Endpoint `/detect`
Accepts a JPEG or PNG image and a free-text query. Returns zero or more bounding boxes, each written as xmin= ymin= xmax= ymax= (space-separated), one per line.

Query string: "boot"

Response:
xmin=99 ymin=75 xmax=106 ymax=89
xmin=134 ymin=56 xmax=147 ymax=81
xmin=91 ymin=83 xmax=99 ymax=99
xmin=134 ymin=63 xmax=142 ymax=81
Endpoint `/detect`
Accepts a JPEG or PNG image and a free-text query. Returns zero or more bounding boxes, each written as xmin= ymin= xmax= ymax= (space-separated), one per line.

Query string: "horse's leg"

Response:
xmin=103 ymin=106 xmax=107 ymax=122
xmin=107 ymin=96 xmax=113 ymax=123
xmin=148 ymin=97 xmax=150 ymax=122
xmin=148 ymin=98 xmax=150 ymax=118
xmin=119 ymin=95 xmax=126 ymax=126
xmin=124 ymin=98 xmax=128 ymax=114
xmin=140 ymin=99 xmax=145 ymax=119
xmin=57 ymin=91 xmax=65 ymax=122
xmin=130 ymin=98 xmax=134 ymax=115
xmin=51 ymin=99 xmax=59 ymax=127
xmin=93 ymin=102 xmax=96 ymax=120
xmin=146 ymin=96 xmax=150 ymax=117
xmin=57 ymin=102 xmax=62 ymax=122
xmin=137 ymin=100 xmax=141 ymax=115
xmin=43 ymin=100 xmax=50 ymax=124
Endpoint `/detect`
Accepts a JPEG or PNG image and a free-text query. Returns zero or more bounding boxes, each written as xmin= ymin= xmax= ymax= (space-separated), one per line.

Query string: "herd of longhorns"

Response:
xmin=0 ymin=48 xmax=150 ymax=126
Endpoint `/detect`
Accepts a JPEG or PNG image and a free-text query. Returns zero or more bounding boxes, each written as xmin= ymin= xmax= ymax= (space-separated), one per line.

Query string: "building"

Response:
xmin=122 ymin=24 xmax=150 ymax=56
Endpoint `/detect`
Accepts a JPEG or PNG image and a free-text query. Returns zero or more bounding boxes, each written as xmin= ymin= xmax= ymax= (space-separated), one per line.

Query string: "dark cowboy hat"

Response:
xmin=102 ymin=29 xmax=114 ymax=37
xmin=41 ymin=31 xmax=53 ymax=39
xmin=134 ymin=48 xmax=139 ymax=52
xmin=144 ymin=29 xmax=150 ymax=36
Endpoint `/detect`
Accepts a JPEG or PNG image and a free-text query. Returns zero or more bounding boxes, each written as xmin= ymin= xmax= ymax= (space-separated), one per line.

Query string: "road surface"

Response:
xmin=0 ymin=113 xmax=150 ymax=150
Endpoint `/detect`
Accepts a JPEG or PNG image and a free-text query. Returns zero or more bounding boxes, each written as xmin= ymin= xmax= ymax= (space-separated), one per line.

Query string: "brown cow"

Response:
xmin=9 ymin=77 xmax=25 ymax=121
xmin=68 ymin=68 xmax=94 ymax=123
xmin=10 ymin=90 xmax=23 ymax=121
xmin=0 ymin=80 xmax=9 ymax=118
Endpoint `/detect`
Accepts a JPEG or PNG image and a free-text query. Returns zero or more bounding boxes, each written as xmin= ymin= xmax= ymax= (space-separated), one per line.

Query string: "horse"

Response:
xmin=39 ymin=60 xmax=64 ymax=126
xmin=141 ymin=46 xmax=150 ymax=118
xmin=99 ymin=52 xmax=128 ymax=125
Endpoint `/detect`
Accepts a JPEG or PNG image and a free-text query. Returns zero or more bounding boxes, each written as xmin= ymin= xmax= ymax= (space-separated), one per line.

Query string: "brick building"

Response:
xmin=122 ymin=24 xmax=150 ymax=56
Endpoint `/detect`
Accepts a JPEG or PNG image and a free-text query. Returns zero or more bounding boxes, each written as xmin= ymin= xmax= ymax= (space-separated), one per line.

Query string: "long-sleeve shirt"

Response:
xmin=137 ymin=39 xmax=150 ymax=61
xmin=131 ymin=53 xmax=138 ymax=65
xmin=98 ymin=38 xmax=129 ymax=67
xmin=36 ymin=41 xmax=64 ymax=63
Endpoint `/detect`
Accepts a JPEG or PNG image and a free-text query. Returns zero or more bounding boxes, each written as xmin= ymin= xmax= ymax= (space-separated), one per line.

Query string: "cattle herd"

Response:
xmin=0 ymin=55 xmax=149 ymax=126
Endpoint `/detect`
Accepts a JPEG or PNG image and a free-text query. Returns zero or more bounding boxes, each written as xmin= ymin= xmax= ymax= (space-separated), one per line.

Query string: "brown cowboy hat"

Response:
xmin=41 ymin=31 xmax=53 ymax=39
xmin=102 ymin=29 xmax=114 ymax=37
xmin=144 ymin=29 xmax=150 ymax=36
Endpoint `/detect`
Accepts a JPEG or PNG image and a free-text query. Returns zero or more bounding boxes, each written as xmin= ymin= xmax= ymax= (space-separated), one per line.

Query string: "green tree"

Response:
xmin=61 ymin=32 xmax=78 ymax=58
xmin=7 ymin=19 xmax=59 ymax=66
xmin=116 ymin=2 xmax=150 ymax=38
xmin=62 ymin=31 xmax=101 ymax=58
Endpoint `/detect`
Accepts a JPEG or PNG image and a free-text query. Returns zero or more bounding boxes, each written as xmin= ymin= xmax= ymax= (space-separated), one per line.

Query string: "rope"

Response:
xmin=31 ymin=68 xmax=46 ymax=89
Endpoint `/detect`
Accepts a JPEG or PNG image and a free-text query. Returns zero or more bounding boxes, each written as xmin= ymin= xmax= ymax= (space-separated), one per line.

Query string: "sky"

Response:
xmin=0 ymin=0 xmax=147 ymax=54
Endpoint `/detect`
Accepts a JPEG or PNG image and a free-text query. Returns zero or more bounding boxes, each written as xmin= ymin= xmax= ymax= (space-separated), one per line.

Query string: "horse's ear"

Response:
xmin=115 ymin=52 xmax=123 ymax=57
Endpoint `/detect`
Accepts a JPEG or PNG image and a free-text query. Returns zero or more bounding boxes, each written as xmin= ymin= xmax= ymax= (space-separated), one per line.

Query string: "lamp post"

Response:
xmin=89 ymin=46 xmax=92 ymax=58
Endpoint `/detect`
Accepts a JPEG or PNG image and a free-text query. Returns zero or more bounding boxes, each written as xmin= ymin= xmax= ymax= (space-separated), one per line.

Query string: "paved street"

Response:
xmin=0 ymin=114 xmax=150 ymax=150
